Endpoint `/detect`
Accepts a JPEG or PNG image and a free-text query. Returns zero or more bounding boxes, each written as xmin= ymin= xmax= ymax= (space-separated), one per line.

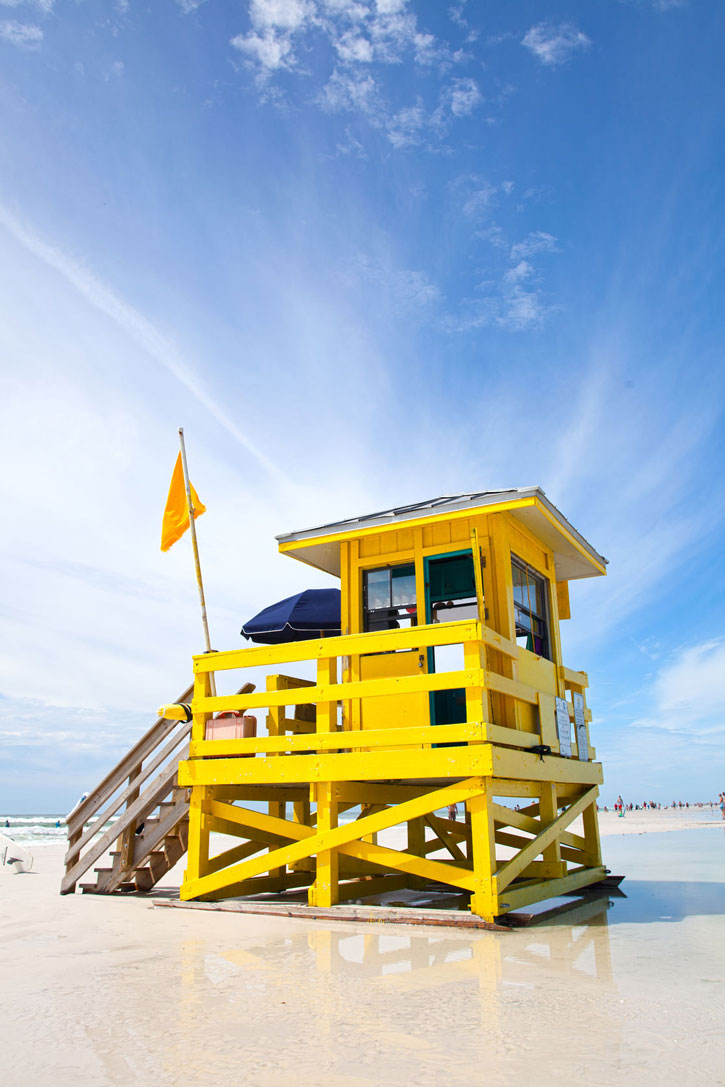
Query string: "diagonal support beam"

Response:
xmin=424 ymin=815 xmax=467 ymax=862
xmin=182 ymin=779 xmax=485 ymax=900
xmin=495 ymin=787 xmax=599 ymax=892
xmin=492 ymin=802 xmax=587 ymax=851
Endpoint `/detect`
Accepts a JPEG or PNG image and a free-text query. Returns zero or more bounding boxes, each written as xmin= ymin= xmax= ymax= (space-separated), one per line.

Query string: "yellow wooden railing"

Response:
xmin=180 ymin=619 xmax=593 ymax=764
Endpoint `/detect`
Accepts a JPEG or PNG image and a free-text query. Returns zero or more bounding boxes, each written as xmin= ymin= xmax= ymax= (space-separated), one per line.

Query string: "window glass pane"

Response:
xmin=512 ymin=556 xmax=550 ymax=660
xmin=391 ymin=566 xmax=416 ymax=608
xmin=365 ymin=569 xmax=390 ymax=611
xmin=514 ymin=605 xmax=533 ymax=633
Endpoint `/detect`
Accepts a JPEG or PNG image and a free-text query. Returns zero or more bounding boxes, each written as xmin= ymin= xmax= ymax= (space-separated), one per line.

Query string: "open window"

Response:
xmin=512 ymin=557 xmax=551 ymax=660
xmin=428 ymin=553 xmax=478 ymax=624
xmin=363 ymin=564 xmax=417 ymax=632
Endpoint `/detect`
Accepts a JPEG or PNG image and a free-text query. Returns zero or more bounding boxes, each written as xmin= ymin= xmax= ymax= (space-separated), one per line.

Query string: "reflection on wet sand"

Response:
xmin=173 ymin=897 xmax=620 ymax=1083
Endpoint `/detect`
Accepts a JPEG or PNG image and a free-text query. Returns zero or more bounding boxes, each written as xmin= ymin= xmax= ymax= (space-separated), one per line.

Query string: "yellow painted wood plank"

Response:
xmin=495 ymin=786 xmax=599 ymax=892
xmin=482 ymin=723 xmax=542 ymax=749
xmin=206 ymin=839 xmax=266 ymax=875
xmin=491 ymin=801 xmax=587 ymax=851
xmin=483 ymin=670 xmax=539 ymax=705
xmin=183 ymin=780 xmax=485 ymax=899
xmin=179 ymin=743 xmax=494 ymax=787
xmin=498 ymin=866 xmax=607 ymax=912
xmin=277 ymin=496 xmax=537 ymax=554
xmin=560 ymin=665 xmax=589 ymax=688
xmin=490 ymin=745 xmax=603 ymax=785
xmin=195 ymin=667 xmax=480 ymax=714
xmin=340 ymin=838 xmax=476 ymax=892
xmin=193 ymin=620 xmax=480 ymax=674
xmin=481 ymin=626 xmax=518 ymax=659
xmin=468 ymin=782 xmax=498 ymax=921
xmin=190 ymin=721 xmax=485 ymax=758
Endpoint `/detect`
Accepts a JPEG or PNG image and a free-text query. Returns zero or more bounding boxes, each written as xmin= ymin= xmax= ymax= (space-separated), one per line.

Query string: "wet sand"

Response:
xmin=1 ymin=814 xmax=723 ymax=1086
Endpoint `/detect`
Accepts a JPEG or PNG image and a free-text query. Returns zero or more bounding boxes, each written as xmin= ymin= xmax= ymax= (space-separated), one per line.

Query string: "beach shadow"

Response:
xmin=604 ymin=880 xmax=725 ymax=924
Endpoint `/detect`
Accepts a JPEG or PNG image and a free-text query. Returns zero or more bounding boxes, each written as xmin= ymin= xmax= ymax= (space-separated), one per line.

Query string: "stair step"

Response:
xmin=134 ymin=868 xmax=155 ymax=892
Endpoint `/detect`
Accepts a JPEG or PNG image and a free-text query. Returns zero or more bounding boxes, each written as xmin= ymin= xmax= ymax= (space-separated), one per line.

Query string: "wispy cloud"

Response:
xmin=0 ymin=18 xmax=42 ymax=47
xmin=522 ymin=22 xmax=591 ymax=66
xmin=0 ymin=0 xmax=53 ymax=11
xmin=348 ymin=251 xmax=441 ymax=310
xmin=446 ymin=194 xmax=559 ymax=331
xmin=0 ymin=205 xmax=286 ymax=482
xmin=630 ymin=640 xmax=725 ymax=738
xmin=231 ymin=1 xmax=480 ymax=148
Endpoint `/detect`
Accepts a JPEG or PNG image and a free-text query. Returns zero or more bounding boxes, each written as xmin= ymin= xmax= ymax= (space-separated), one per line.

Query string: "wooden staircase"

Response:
xmin=61 ymin=681 xmax=253 ymax=895
xmin=80 ymin=787 xmax=190 ymax=894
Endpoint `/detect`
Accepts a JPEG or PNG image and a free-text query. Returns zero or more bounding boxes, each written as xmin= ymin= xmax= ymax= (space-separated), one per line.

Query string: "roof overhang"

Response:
xmin=276 ymin=488 xmax=607 ymax=582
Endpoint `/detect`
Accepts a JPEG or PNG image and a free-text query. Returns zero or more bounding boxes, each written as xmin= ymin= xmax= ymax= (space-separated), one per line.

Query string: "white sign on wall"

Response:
xmin=573 ymin=692 xmax=588 ymax=761
xmin=555 ymin=697 xmax=572 ymax=758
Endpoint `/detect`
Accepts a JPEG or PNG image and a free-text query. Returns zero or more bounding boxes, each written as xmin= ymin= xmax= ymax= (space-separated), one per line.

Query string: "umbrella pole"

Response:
xmin=178 ymin=427 xmax=217 ymax=697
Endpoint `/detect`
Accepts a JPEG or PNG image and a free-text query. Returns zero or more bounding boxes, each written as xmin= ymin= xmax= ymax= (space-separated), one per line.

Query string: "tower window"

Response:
xmin=512 ymin=557 xmax=550 ymax=660
xmin=363 ymin=565 xmax=417 ymax=632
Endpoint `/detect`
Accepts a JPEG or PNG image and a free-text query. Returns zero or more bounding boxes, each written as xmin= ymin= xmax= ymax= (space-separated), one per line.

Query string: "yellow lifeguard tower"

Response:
xmin=171 ymin=487 xmax=608 ymax=923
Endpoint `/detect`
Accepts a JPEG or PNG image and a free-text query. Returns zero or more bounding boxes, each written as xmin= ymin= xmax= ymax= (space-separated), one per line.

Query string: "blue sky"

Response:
xmin=1 ymin=0 xmax=723 ymax=812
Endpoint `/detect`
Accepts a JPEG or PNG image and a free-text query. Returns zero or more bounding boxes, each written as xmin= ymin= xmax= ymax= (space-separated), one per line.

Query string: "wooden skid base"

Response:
xmin=153 ymin=876 xmax=618 ymax=930
xmin=155 ymin=897 xmax=512 ymax=931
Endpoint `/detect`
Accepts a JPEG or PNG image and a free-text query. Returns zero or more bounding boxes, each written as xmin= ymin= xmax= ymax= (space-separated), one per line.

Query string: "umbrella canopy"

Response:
xmin=241 ymin=588 xmax=342 ymax=644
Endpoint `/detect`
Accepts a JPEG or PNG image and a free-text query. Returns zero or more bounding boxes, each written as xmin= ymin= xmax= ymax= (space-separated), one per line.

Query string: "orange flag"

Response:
xmin=160 ymin=453 xmax=206 ymax=552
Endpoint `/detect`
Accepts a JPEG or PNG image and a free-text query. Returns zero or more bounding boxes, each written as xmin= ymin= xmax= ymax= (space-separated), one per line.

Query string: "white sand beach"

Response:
xmin=1 ymin=808 xmax=723 ymax=1087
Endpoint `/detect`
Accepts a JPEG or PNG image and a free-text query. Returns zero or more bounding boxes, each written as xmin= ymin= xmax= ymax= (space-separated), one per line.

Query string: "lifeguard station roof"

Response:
xmin=277 ymin=487 xmax=607 ymax=582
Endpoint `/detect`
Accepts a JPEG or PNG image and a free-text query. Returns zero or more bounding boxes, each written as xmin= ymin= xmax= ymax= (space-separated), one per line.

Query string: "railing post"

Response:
xmin=463 ymin=638 xmax=486 ymax=726
xmin=309 ymin=655 xmax=338 ymax=908
xmin=266 ymin=675 xmax=287 ymax=879
xmin=185 ymin=670 xmax=212 ymax=887
xmin=118 ymin=765 xmax=141 ymax=872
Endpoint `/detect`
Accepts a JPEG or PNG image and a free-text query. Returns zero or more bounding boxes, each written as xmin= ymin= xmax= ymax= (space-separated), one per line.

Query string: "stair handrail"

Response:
xmin=64 ymin=718 xmax=194 ymax=869
xmin=62 ymin=680 xmax=255 ymax=895
xmin=65 ymin=682 xmax=195 ymax=834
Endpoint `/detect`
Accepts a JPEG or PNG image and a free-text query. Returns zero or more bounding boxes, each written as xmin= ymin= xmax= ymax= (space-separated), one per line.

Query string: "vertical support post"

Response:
xmin=310 ymin=655 xmax=339 ymax=907
xmin=185 ymin=669 xmax=212 ymax=890
xmin=292 ymin=798 xmax=314 ymax=872
xmin=581 ymin=788 xmax=603 ymax=868
xmin=407 ymin=817 xmax=426 ymax=889
xmin=348 ymin=540 xmax=362 ymax=733
xmin=539 ymin=783 xmax=566 ymax=878
xmin=119 ymin=765 xmax=141 ymax=872
xmin=468 ymin=781 xmax=497 ymax=921
xmin=487 ymin=515 xmax=519 ymax=729
xmin=470 ymin=525 xmax=486 ymax=627
xmin=185 ymin=785 xmax=210 ymax=886
xmin=266 ymin=675 xmax=287 ymax=880
xmin=311 ymin=781 xmax=338 ymax=907
xmin=463 ymin=639 xmax=486 ymax=725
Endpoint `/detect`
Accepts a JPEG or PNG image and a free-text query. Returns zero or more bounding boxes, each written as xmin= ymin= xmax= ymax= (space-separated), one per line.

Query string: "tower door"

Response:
xmin=425 ymin=551 xmax=479 ymax=726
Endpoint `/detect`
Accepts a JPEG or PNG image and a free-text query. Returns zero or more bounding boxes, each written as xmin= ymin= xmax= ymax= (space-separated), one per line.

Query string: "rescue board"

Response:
xmin=0 ymin=833 xmax=34 ymax=873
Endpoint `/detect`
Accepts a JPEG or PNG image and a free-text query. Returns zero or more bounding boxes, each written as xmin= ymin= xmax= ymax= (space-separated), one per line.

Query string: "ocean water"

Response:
xmin=0 ymin=814 xmax=118 ymax=846
xmin=0 ymin=806 xmax=457 ymax=847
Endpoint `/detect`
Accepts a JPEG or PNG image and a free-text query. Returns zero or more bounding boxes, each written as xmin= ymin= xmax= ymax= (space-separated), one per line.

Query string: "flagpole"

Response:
xmin=178 ymin=427 xmax=217 ymax=696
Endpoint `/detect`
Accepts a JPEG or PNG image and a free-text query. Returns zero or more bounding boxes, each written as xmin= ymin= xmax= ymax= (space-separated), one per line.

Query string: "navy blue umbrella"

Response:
xmin=241 ymin=588 xmax=342 ymax=644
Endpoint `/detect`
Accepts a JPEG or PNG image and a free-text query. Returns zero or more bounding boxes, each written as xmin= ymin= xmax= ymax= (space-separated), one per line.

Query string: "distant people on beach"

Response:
xmin=447 ymin=803 xmax=458 ymax=821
